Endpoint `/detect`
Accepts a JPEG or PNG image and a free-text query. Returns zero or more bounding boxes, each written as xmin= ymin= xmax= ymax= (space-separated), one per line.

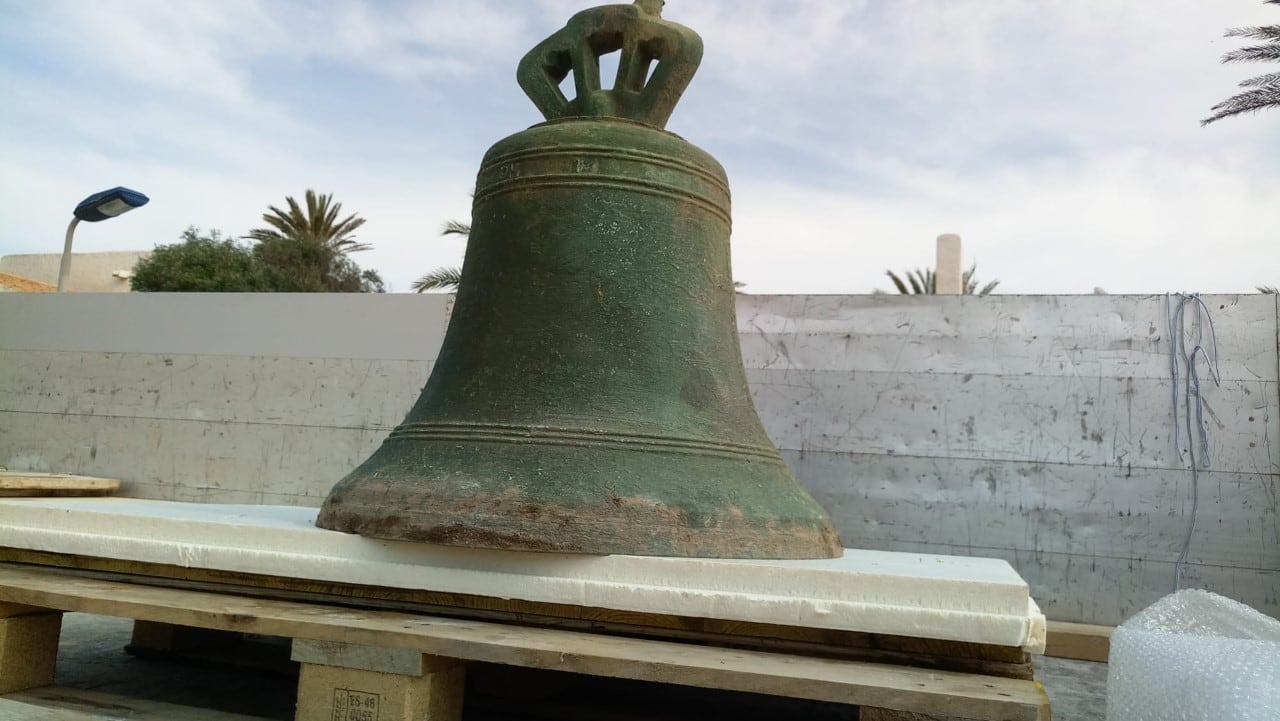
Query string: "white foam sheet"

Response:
xmin=0 ymin=498 xmax=1046 ymax=651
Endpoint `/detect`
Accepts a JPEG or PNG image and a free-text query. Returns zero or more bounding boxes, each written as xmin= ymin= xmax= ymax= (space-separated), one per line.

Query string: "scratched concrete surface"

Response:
xmin=1 ymin=292 xmax=1276 ymax=624
xmin=51 ymin=613 xmax=1105 ymax=720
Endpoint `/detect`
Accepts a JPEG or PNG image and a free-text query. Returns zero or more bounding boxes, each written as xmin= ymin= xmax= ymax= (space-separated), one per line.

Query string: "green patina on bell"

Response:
xmin=316 ymin=1 xmax=843 ymax=559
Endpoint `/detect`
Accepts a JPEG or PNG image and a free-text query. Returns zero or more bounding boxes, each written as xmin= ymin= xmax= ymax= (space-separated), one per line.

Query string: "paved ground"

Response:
xmin=1033 ymin=655 xmax=1109 ymax=721
xmin=51 ymin=613 xmax=1108 ymax=720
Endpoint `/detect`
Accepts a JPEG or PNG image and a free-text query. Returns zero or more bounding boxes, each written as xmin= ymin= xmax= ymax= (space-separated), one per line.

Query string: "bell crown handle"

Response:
xmin=517 ymin=1 xmax=704 ymax=130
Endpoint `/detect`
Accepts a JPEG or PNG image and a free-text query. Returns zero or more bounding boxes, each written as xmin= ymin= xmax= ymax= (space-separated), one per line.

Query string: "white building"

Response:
xmin=0 ymin=251 xmax=150 ymax=292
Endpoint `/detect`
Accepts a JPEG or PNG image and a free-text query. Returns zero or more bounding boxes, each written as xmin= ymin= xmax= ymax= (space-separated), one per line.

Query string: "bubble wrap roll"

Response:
xmin=1106 ymin=589 xmax=1280 ymax=721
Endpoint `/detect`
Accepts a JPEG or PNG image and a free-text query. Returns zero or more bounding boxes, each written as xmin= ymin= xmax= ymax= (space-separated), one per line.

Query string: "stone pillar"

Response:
xmin=935 ymin=234 xmax=963 ymax=295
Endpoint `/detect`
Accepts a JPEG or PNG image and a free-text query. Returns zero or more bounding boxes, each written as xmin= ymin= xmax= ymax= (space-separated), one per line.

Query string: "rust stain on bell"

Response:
xmin=315 ymin=1 xmax=843 ymax=559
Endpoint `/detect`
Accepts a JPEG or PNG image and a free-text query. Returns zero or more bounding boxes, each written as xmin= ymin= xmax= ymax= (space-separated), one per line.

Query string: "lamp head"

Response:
xmin=73 ymin=186 xmax=149 ymax=222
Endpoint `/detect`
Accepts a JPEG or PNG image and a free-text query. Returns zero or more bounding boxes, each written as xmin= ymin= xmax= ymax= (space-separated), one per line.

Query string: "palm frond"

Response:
xmin=441 ymin=220 xmax=471 ymax=237
xmin=1258 ymin=285 xmax=1278 ymax=294
xmin=884 ymin=263 xmax=997 ymax=295
xmin=1206 ymin=4 xmax=1280 ymax=125
xmin=960 ymin=264 xmax=999 ymax=295
xmin=1240 ymin=71 xmax=1280 ymax=87
xmin=886 ymin=270 xmax=909 ymax=294
xmin=412 ymin=267 xmax=463 ymax=292
xmin=1202 ymin=85 xmax=1280 ymax=124
xmin=1223 ymin=44 xmax=1280 ymax=64
xmin=1225 ymin=25 xmax=1280 ymax=41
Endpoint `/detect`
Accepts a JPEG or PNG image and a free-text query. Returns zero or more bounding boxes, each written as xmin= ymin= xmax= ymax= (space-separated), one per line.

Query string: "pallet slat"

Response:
xmin=0 ymin=474 xmax=119 ymax=498
xmin=1044 ymin=621 xmax=1111 ymax=663
xmin=0 ymin=564 xmax=1050 ymax=721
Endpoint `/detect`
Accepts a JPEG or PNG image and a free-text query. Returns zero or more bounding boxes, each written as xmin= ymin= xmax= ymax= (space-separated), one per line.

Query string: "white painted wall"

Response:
xmin=0 ymin=292 xmax=1276 ymax=624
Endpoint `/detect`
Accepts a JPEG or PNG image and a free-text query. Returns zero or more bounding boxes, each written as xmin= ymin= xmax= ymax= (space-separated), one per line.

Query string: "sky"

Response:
xmin=1 ymin=0 xmax=1277 ymax=295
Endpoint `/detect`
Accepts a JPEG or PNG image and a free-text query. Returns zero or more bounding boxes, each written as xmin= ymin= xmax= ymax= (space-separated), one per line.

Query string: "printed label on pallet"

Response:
xmin=332 ymin=688 xmax=380 ymax=721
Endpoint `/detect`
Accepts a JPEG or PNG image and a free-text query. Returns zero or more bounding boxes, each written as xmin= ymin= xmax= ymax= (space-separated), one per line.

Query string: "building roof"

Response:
xmin=0 ymin=271 xmax=56 ymax=292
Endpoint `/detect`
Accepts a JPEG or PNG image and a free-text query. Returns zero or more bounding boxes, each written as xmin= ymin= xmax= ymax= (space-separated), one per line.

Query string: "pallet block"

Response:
xmin=293 ymin=640 xmax=464 ymax=721
xmin=0 ymin=605 xmax=61 ymax=694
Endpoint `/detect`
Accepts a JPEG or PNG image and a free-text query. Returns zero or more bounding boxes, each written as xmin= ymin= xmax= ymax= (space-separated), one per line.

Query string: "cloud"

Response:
xmin=729 ymin=144 xmax=1280 ymax=295
xmin=320 ymin=1 xmax=532 ymax=81
xmin=0 ymin=0 xmax=1276 ymax=297
xmin=29 ymin=1 xmax=284 ymax=107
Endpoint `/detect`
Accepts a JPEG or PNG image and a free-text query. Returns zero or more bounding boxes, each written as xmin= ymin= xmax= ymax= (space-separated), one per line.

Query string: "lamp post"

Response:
xmin=58 ymin=186 xmax=149 ymax=292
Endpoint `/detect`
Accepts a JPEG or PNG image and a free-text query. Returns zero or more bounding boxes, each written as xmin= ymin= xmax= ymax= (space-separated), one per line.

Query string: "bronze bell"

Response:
xmin=316 ymin=1 xmax=842 ymax=559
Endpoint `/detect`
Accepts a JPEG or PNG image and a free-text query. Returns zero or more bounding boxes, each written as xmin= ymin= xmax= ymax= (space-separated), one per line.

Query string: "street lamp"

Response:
xmin=58 ymin=186 xmax=149 ymax=292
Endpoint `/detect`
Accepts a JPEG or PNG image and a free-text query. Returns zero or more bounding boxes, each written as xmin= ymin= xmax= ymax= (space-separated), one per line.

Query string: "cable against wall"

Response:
xmin=1165 ymin=293 xmax=1222 ymax=591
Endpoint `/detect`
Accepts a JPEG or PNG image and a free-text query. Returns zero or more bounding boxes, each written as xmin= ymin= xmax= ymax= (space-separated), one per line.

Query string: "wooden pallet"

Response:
xmin=0 ymin=563 xmax=1051 ymax=721
xmin=0 ymin=547 xmax=1037 ymax=680
xmin=0 ymin=473 xmax=119 ymax=497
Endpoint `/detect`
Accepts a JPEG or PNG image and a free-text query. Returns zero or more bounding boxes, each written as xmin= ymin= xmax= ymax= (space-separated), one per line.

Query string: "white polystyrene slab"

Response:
xmin=0 ymin=498 xmax=1046 ymax=651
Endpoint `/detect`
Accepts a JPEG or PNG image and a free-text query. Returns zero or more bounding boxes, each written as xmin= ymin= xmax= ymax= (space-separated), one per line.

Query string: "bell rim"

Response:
xmin=317 ymin=497 xmax=844 ymax=560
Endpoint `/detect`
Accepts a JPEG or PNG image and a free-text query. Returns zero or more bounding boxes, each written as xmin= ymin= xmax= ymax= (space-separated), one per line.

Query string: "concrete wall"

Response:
xmin=0 ymin=292 xmax=1276 ymax=625
xmin=0 ymin=251 xmax=149 ymax=292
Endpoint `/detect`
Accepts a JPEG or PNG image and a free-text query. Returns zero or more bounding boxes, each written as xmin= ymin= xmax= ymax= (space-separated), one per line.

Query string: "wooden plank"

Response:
xmin=0 ymin=548 xmax=1033 ymax=676
xmin=0 ymin=687 xmax=262 ymax=720
xmin=1044 ymin=622 xmax=1111 ymax=663
xmin=0 ymin=473 xmax=118 ymax=497
xmin=0 ymin=564 xmax=1050 ymax=721
xmin=0 ymin=601 xmax=52 ymax=618
xmin=861 ymin=710 xmax=972 ymax=721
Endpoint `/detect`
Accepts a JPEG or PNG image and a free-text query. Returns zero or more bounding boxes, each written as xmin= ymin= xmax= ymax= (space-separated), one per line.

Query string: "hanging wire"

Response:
xmin=1165 ymin=293 xmax=1222 ymax=590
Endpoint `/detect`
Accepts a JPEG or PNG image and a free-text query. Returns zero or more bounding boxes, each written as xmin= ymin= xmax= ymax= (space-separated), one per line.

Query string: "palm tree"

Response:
xmin=412 ymin=221 xmax=468 ymax=292
xmin=886 ymin=268 xmax=936 ymax=295
xmin=880 ymin=265 xmax=999 ymax=296
xmin=245 ymin=190 xmax=370 ymax=255
xmin=1203 ymin=1 xmax=1280 ymax=125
